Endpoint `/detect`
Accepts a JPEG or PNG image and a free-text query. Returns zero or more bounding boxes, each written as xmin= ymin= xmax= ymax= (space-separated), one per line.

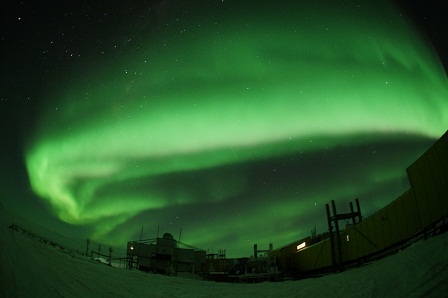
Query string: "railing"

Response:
xmin=90 ymin=251 xmax=128 ymax=268
xmin=8 ymin=223 xmax=128 ymax=268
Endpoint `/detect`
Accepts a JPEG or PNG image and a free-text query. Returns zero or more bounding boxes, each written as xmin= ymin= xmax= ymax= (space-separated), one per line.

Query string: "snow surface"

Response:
xmin=1 ymin=204 xmax=448 ymax=297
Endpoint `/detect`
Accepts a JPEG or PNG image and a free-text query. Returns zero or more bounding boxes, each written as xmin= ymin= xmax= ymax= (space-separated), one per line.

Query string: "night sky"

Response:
xmin=1 ymin=0 xmax=447 ymax=258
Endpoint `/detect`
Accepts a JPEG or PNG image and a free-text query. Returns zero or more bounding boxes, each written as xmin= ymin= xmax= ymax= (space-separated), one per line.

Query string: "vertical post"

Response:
xmin=98 ymin=244 xmax=101 ymax=256
xmin=355 ymin=198 xmax=362 ymax=222
xmin=135 ymin=227 xmax=142 ymax=267
xmin=86 ymin=239 xmax=90 ymax=256
xmin=254 ymin=244 xmax=258 ymax=258
xmin=331 ymin=200 xmax=343 ymax=271
xmin=349 ymin=201 xmax=356 ymax=225
xmin=109 ymin=247 xmax=113 ymax=265
xmin=325 ymin=203 xmax=335 ymax=271
xmin=135 ymin=226 xmax=143 ymax=270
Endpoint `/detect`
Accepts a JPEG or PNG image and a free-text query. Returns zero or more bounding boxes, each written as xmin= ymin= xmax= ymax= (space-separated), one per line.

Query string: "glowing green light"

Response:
xmin=25 ymin=1 xmax=448 ymax=256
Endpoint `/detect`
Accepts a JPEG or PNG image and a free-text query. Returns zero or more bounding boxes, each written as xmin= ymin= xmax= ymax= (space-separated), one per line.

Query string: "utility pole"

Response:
xmin=108 ymin=247 xmax=113 ymax=265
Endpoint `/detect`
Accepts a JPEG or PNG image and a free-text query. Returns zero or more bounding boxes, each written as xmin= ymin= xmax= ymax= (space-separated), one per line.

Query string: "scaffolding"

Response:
xmin=326 ymin=199 xmax=362 ymax=272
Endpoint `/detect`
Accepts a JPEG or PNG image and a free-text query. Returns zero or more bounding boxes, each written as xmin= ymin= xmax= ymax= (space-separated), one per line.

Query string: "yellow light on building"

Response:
xmin=296 ymin=242 xmax=306 ymax=250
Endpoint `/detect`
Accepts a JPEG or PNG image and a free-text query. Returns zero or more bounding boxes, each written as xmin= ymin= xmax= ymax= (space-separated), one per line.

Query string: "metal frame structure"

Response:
xmin=326 ymin=199 xmax=362 ymax=272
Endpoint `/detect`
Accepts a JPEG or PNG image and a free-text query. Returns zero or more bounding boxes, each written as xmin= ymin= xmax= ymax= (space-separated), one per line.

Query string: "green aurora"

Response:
xmin=25 ymin=1 xmax=448 ymax=256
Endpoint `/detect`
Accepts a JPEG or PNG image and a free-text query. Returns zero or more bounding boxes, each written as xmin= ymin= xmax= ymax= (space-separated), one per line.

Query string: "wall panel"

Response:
xmin=427 ymin=146 xmax=448 ymax=218
xmin=362 ymin=215 xmax=378 ymax=255
xmin=352 ymin=221 xmax=365 ymax=259
xmin=292 ymin=239 xmax=332 ymax=272
xmin=372 ymin=212 xmax=386 ymax=251
xmin=376 ymin=209 xmax=387 ymax=249
xmin=312 ymin=243 xmax=324 ymax=269
xmin=321 ymin=240 xmax=332 ymax=269
xmin=418 ymin=155 xmax=442 ymax=223
xmin=394 ymin=195 xmax=410 ymax=240
xmin=434 ymin=135 xmax=448 ymax=183
xmin=408 ymin=163 xmax=432 ymax=228
xmin=354 ymin=219 xmax=369 ymax=257
xmin=387 ymin=201 xmax=401 ymax=245
xmin=398 ymin=193 xmax=412 ymax=238
xmin=341 ymin=230 xmax=351 ymax=262
xmin=403 ymin=190 xmax=422 ymax=234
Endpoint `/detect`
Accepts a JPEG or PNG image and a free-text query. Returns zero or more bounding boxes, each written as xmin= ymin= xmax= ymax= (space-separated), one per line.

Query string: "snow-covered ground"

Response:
xmin=1 ymin=204 xmax=447 ymax=297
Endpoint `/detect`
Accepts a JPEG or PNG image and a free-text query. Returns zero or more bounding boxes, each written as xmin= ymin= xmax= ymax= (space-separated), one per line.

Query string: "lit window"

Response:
xmin=296 ymin=242 xmax=306 ymax=250
xmin=130 ymin=246 xmax=134 ymax=250
xmin=346 ymin=235 xmax=350 ymax=242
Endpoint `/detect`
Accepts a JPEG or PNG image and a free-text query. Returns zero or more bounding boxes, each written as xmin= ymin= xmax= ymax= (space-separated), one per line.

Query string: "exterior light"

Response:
xmin=296 ymin=242 xmax=306 ymax=250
